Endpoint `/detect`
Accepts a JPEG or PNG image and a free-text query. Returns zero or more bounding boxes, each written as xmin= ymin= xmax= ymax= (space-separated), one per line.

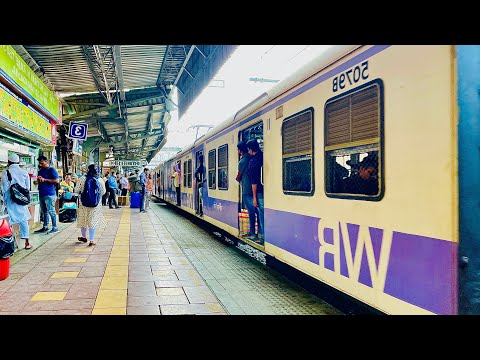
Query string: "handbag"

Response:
xmin=7 ymin=170 xmax=30 ymax=206
xmin=0 ymin=218 xmax=15 ymax=259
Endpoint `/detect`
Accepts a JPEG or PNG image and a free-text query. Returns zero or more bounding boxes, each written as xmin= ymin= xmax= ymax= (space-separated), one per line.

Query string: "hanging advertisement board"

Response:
xmin=93 ymin=147 xmax=100 ymax=174
xmin=0 ymin=81 xmax=52 ymax=144
xmin=0 ymin=45 xmax=60 ymax=123
xmin=110 ymin=160 xmax=147 ymax=167
xmin=72 ymin=139 xmax=83 ymax=156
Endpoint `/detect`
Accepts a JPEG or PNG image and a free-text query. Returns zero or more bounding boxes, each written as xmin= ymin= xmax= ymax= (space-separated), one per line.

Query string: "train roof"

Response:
xmin=163 ymin=45 xmax=361 ymax=162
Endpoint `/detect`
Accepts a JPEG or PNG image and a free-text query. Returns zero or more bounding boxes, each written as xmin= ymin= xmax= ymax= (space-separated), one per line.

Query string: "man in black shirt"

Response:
xmin=246 ymin=139 xmax=264 ymax=244
xmin=194 ymin=155 xmax=205 ymax=216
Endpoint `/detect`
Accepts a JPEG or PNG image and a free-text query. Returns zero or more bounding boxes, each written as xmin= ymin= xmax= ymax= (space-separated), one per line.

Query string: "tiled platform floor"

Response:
xmin=0 ymin=200 xmax=341 ymax=315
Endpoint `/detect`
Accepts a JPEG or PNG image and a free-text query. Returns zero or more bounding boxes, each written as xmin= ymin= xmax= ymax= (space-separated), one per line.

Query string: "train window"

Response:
xmin=324 ymin=80 xmax=384 ymax=200
xmin=282 ymin=108 xmax=314 ymax=196
xmin=240 ymin=120 xmax=264 ymax=185
xmin=218 ymin=144 xmax=228 ymax=190
xmin=187 ymin=159 xmax=192 ymax=188
xmin=241 ymin=121 xmax=264 ymax=152
xmin=208 ymin=149 xmax=216 ymax=189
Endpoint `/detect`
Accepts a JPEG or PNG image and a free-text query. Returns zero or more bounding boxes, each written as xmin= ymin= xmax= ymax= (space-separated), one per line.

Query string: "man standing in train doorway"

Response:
xmin=194 ymin=155 xmax=205 ymax=216
xmin=171 ymin=162 xmax=181 ymax=206
xmin=246 ymin=139 xmax=264 ymax=244
xmin=236 ymin=141 xmax=256 ymax=239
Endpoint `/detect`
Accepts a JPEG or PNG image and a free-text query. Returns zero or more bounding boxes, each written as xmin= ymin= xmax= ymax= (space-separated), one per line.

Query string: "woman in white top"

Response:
xmin=74 ymin=164 xmax=107 ymax=246
xmin=1 ymin=153 xmax=32 ymax=249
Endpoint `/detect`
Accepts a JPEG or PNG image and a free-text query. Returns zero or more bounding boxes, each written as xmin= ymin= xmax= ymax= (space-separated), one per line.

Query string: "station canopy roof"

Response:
xmin=14 ymin=45 xmax=237 ymax=162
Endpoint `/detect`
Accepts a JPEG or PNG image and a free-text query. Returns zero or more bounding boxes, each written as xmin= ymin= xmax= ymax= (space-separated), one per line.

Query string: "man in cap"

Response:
xmin=34 ymin=155 xmax=60 ymax=234
xmin=1 ymin=153 xmax=32 ymax=249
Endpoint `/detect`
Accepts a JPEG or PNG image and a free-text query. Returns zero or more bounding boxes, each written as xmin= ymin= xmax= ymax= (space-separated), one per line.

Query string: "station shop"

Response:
xmin=0 ymin=45 xmax=62 ymax=231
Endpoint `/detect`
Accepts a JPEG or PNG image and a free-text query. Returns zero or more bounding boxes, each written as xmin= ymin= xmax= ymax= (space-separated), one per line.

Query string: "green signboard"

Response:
xmin=0 ymin=81 xmax=53 ymax=144
xmin=0 ymin=45 xmax=60 ymax=123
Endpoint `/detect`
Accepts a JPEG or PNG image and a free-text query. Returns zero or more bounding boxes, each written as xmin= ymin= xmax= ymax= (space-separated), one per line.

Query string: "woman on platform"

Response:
xmin=74 ymin=164 xmax=107 ymax=246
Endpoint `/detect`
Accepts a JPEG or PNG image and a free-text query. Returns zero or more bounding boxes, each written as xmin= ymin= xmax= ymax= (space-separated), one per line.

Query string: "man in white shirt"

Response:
xmin=120 ymin=174 xmax=129 ymax=196
xmin=1 ymin=153 xmax=32 ymax=249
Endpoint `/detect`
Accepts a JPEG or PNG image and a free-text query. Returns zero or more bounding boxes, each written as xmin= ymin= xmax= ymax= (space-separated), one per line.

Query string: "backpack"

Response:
xmin=81 ymin=175 xmax=101 ymax=207
xmin=7 ymin=170 xmax=30 ymax=206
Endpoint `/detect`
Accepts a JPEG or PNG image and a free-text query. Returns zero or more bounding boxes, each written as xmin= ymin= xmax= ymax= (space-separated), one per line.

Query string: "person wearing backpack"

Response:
xmin=74 ymin=164 xmax=107 ymax=246
xmin=34 ymin=155 xmax=60 ymax=234
xmin=1 ymin=153 xmax=32 ymax=250
xmin=107 ymin=171 xmax=121 ymax=209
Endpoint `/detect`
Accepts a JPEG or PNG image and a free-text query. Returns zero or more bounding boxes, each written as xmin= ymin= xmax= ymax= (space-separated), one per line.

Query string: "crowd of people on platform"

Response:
xmin=0 ymin=153 xmax=154 ymax=251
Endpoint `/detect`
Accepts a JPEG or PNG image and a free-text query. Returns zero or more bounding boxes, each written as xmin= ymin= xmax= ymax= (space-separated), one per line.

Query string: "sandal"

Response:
xmin=78 ymin=237 xmax=87 ymax=243
xmin=25 ymin=244 xmax=32 ymax=250
xmin=88 ymin=241 xmax=97 ymax=246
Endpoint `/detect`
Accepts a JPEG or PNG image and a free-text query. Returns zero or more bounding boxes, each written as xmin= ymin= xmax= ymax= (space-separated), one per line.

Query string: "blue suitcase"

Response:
xmin=130 ymin=192 xmax=141 ymax=208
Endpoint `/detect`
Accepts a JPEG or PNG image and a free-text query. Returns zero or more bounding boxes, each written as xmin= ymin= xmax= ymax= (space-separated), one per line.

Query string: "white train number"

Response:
xmin=332 ymin=61 xmax=369 ymax=92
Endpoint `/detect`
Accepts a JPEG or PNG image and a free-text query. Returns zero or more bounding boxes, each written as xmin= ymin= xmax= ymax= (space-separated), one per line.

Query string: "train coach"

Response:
xmin=153 ymin=45 xmax=480 ymax=315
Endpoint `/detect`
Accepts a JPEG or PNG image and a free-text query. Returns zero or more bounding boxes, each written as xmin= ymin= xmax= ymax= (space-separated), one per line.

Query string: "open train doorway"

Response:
xmin=194 ymin=149 xmax=204 ymax=216
xmin=237 ymin=121 xmax=263 ymax=246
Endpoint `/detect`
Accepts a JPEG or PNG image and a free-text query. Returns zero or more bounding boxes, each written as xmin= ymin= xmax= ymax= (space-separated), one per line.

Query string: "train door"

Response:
xmin=238 ymin=121 xmax=263 ymax=243
xmin=457 ymin=45 xmax=480 ymax=314
xmin=161 ymin=169 xmax=165 ymax=199
xmin=194 ymin=149 xmax=204 ymax=215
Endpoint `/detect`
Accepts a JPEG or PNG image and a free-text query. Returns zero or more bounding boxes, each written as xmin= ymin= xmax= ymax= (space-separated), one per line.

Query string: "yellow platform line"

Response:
xmin=92 ymin=207 xmax=131 ymax=315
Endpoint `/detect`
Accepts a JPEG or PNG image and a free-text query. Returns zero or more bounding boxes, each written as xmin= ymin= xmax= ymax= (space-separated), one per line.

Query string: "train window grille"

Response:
xmin=218 ymin=144 xmax=228 ymax=190
xmin=282 ymin=108 xmax=313 ymax=195
xmin=240 ymin=121 xmax=264 ymax=184
xmin=187 ymin=159 xmax=192 ymax=188
xmin=324 ymin=81 xmax=382 ymax=199
xmin=208 ymin=149 xmax=216 ymax=189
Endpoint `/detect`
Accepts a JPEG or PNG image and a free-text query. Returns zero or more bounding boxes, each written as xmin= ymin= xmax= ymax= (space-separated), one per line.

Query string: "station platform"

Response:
xmin=0 ymin=200 xmax=341 ymax=315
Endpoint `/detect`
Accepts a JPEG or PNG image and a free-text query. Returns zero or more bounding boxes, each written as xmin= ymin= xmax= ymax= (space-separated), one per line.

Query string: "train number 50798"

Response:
xmin=332 ymin=61 xmax=369 ymax=92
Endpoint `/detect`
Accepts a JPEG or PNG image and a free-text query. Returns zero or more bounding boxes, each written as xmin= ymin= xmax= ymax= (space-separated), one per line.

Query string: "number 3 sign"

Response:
xmin=67 ymin=122 xmax=88 ymax=141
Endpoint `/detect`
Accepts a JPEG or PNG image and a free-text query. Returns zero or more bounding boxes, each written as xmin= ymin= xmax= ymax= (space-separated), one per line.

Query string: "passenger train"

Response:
xmin=152 ymin=45 xmax=480 ymax=315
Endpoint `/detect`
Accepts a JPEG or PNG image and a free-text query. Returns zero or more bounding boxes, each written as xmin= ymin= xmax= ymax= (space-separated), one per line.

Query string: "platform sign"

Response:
xmin=111 ymin=160 xmax=147 ymax=167
xmin=67 ymin=121 xmax=88 ymax=141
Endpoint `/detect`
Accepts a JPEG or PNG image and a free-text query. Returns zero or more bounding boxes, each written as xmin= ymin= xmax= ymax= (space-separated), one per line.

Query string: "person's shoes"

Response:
xmin=25 ymin=244 xmax=32 ymax=250
xmin=109 ymin=207 xmax=114 ymax=209
xmin=77 ymin=236 xmax=87 ymax=243
xmin=34 ymin=227 xmax=48 ymax=233
xmin=88 ymin=241 xmax=96 ymax=246
xmin=140 ymin=210 xmax=146 ymax=213
xmin=47 ymin=227 xmax=58 ymax=234
xmin=115 ymin=206 xmax=121 ymax=209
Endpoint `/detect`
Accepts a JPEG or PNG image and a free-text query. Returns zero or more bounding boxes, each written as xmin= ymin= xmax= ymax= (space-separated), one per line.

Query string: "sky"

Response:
xmin=156 ymin=45 xmax=332 ymax=157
